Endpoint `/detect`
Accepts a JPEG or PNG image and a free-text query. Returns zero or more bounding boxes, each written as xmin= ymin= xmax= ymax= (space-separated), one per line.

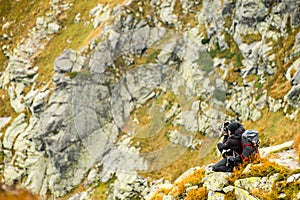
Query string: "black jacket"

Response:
xmin=222 ymin=134 xmax=243 ymax=155
xmin=220 ymin=124 xmax=245 ymax=156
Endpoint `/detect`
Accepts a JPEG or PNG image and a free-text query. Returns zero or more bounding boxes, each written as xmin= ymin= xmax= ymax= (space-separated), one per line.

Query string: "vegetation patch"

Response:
xmin=266 ymin=26 xmax=300 ymax=99
xmin=241 ymin=33 xmax=262 ymax=44
xmin=185 ymin=188 xmax=208 ymax=200
xmin=209 ymin=32 xmax=244 ymax=85
xmin=90 ymin=178 xmax=115 ymax=200
xmin=294 ymin=132 xmax=300 ymax=159
xmin=0 ymin=89 xmax=16 ymax=118
xmin=34 ymin=0 xmax=98 ymax=88
xmin=0 ymin=0 xmax=51 ymax=71
xmin=173 ymin=0 xmax=202 ymax=28
xmin=241 ymin=158 xmax=289 ymax=178
xmin=170 ymin=168 xmax=205 ymax=198
xmin=223 ymin=16 xmax=232 ymax=29
xmin=140 ymin=137 xmax=218 ymax=182
xmin=243 ymin=108 xmax=299 ymax=147
xmin=151 ymin=168 xmax=207 ymax=200
xmin=226 ymin=158 xmax=299 ymax=199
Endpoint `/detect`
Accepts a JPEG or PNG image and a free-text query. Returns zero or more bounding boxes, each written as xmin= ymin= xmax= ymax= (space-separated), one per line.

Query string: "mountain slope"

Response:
xmin=0 ymin=0 xmax=299 ymax=199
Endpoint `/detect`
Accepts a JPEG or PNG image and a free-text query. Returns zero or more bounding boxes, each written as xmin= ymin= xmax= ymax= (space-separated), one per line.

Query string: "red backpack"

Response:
xmin=241 ymin=130 xmax=260 ymax=161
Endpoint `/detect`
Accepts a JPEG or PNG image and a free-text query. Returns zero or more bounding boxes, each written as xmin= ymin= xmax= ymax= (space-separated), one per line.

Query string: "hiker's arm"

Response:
xmin=223 ymin=139 xmax=236 ymax=150
xmin=222 ymin=135 xmax=229 ymax=143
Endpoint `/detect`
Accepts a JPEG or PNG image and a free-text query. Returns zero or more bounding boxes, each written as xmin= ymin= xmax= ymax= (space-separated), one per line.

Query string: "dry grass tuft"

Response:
xmin=293 ymin=132 xmax=300 ymax=160
xmin=243 ymin=108 xmax=299 ymax=147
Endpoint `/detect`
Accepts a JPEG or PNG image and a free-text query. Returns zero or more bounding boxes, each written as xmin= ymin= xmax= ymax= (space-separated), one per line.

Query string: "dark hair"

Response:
xmin=228 ymin=122 xmax=240 ymax=133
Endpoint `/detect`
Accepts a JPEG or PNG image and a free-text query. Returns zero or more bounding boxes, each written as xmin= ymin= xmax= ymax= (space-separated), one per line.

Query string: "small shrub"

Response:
xmin=241 ymin=158 xmax=289 ymax=178
xmin=185 ymin=187 xmax=208 ymax=200
xmin=227 ymin=167 xmax=243 ymax=185
xmin=201 ymin=37 xmax=210 ymax=44
xmin=69 ymin=71 xmax=78 ymax=79
xmin=224 ymin=190 xmax=237 ymax=200
xmin=170 ymin=168 xmax=205 ymax=197
xmin=0 ymin=184 xmax=40 ymax=200
xmin=272 ymin=179 xmax=300 ymax=199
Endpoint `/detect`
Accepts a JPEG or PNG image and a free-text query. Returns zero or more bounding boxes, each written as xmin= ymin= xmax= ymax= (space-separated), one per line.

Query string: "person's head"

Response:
xmin=222 ymin=121 xmax=230 ymax=134
xmin=228 ymin=122 xmax=240 ymax=135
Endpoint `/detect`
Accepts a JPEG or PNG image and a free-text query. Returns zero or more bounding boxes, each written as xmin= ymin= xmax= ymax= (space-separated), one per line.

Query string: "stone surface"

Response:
xmin=202 ymin=172 xmax=231 ymax=192
xmin=54 ymin=50 xmax=76 ymax=73
xmin=234 ymin=187 xmax=259 ymax=200
xmin=235 ymin=174 xmax=278 ymax=192
xmin=236 ymin=0 xmax=268 ymax=25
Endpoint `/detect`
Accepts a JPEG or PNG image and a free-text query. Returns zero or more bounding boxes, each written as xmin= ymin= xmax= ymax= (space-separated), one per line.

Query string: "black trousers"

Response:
xmin=212 ymin=157 xmax=233 ymax=172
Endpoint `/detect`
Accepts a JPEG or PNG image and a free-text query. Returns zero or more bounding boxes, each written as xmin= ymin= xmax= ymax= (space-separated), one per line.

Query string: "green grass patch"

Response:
xmin=90 ymin=177 xmax=115 ymax=200
xmin=201 ymin=37 xmax=210 ymax=45
xmin=208 ymin=32 xmax=243 ymax=72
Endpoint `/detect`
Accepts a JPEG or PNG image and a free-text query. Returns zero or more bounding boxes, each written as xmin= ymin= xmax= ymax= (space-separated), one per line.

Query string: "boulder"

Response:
xmin=202 ymin=172 xmax=231 ymax=192
xmin=54 ymin=50 xmax=76 ymax=73
xmin=286 ymin=85 xmax=300 ymax=107
xmin=236 ymin=0 xmax=268 ymax=25
xmin=234 ymin=174 xmax=278 ymax=192
xmin=47 ymin=21 xmax=60 ymax=34
xmin=234 ymin=187 xmax=259 ymax=200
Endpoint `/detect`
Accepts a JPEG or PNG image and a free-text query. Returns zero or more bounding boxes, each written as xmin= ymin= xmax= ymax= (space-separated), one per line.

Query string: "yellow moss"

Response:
xmin=224 ymin=16 xmax=232 ymax=29
xmin=251 ymin=188 xmax=273 ymax=200
xmin=0 ymin=89 xmax=16 ymax=118
xmin=151 ymin=193 xmax=163 ymax=200
xmin=170 ymin=168 xmax=205 ymax=197
xmin=242 ymin=158 xmax=289 ymax=178
xmin=185 ymin=187 xmax=208 ymax=200
xmin=241 ymin=33 xmax=262 ymax=44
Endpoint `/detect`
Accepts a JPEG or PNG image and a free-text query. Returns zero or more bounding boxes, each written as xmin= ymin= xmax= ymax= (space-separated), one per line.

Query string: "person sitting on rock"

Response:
xmin=212 ymin=121 xmax=245 ymax=172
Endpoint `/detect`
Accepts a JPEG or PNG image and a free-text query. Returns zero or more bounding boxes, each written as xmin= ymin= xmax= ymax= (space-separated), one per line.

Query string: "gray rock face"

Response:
xmin=286 ymin=85 xmax=300 ymax=107
xmin=236 ymin=0 xmax=268 ymax=25
xmin=1 ymin=0 xmax=300 ymax=198
xmin=54 ymin=50 xmax=76 ymax=73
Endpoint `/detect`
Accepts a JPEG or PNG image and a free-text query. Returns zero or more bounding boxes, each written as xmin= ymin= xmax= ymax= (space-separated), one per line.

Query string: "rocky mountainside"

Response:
xmin=0 ymin=0 xmax=299 ymax=199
